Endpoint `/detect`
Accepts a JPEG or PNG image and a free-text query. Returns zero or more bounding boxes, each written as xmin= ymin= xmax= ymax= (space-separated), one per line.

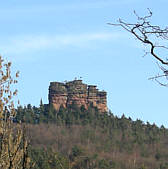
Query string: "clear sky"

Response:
xmin=0 ymin=0 xmax=168 ymax=127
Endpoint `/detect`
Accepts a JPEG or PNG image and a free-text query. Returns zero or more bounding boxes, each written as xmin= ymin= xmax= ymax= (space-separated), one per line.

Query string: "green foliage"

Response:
xmin=14 ymin=103 xmax=168 ymax=169
xmin=29 ymin=147 xmax=69 ymax=169
xmin=71 ymin=146 xmax=83 ymax=158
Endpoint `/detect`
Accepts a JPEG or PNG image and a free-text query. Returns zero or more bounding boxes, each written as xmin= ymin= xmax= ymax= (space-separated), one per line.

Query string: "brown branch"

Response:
xmin=148 ymin=74 xmax=167 ymax=80
xmin=108 ymin=9 xmax=168 ymax=65
xmin=108 ymin=9 xmax=168 ymax=86
xmin=155 ymin=79 xmax=168 ymax=87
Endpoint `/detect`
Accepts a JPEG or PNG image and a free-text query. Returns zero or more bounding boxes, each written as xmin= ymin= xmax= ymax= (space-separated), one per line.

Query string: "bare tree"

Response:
xmin=0 ymin=56 xmax=30 ymax=169
xmin=108 ymin=9 xmax=168 ymax=86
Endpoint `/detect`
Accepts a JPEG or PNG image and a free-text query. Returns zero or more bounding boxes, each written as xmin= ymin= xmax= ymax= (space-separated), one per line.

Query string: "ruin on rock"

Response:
xmin=48 ymin=80 xmax=107 ymax=112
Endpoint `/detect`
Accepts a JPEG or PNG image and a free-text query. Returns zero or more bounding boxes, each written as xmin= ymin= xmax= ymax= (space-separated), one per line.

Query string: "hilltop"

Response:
xmin=14 ymin=80 xmax=168 ymax=169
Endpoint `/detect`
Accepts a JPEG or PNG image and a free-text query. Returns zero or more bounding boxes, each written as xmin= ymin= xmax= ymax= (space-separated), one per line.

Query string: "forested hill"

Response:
xmin=16 ymin=103 xmax=168 ymax=169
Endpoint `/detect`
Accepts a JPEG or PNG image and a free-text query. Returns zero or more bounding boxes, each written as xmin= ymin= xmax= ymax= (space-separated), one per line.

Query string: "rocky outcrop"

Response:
xmin=48 ymin=80 xmax=107 ymax=112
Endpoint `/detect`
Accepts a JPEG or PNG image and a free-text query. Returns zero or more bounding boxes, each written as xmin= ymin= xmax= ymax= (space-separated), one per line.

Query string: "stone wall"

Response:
xmin=48 ymin=80 xmax=107 ymax=112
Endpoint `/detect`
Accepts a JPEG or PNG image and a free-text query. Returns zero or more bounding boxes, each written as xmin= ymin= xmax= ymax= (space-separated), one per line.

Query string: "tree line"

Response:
xmin=14 ymin=101 xmax=168 ymax=169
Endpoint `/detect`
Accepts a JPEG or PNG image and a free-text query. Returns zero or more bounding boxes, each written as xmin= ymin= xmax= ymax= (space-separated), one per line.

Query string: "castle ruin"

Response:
xmin=48 ymin=80 xmax=107 ymax=112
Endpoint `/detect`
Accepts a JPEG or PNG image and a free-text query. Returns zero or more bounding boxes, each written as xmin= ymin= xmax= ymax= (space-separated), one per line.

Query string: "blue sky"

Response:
xmin=1 ymin=0 xmax=168 ymax=127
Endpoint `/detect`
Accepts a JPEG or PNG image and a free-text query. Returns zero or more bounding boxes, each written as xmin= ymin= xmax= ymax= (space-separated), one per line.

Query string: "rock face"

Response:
xmin=48 ymin=80 xmax=107 ymax=112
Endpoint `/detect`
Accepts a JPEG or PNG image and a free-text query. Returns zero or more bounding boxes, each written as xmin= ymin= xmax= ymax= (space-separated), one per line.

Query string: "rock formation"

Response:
xmin=48 ymin=80 xmax=107 ymax=112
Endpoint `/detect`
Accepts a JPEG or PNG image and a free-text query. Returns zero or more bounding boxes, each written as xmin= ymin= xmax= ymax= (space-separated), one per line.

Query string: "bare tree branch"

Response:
xmin=108 ymin=9 xmax=168 ymax=86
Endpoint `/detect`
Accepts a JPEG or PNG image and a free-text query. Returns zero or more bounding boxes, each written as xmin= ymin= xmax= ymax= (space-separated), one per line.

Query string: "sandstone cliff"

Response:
xmin=48 ymin=80 xmax=107 ymax=112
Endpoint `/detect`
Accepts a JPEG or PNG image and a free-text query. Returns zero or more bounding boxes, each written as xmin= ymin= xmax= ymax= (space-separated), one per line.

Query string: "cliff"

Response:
xmin=48 ymin=80 xmax=107 ymax=112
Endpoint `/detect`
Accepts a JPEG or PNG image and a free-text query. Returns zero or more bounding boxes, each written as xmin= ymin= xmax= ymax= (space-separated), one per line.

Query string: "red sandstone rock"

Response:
xmin=48 ymin=80 xmax=107 ymax=112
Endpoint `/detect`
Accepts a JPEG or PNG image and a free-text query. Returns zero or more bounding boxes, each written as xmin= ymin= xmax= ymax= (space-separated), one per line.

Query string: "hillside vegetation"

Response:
xmin=15 ymin=103 xmax=168 ymax=169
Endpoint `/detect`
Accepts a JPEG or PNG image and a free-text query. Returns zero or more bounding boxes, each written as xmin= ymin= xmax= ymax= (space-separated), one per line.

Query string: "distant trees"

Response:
xmin=0 ymin=56 xmax=30 ymax=168
xmin=109 ymin=9 xmax=168 ymax=86
xmin=15 ymin=102 xmax=101 ymax=125
xmin=14 ymin=100 xmax=168 ymax=168
xmin=25 ymin=113 xmax=168 ymax=169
